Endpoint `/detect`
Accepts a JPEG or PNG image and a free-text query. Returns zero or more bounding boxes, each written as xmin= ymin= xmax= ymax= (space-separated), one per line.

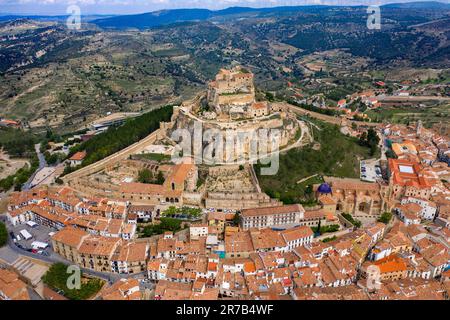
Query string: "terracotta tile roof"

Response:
xmin=100 ymin=279 xmax=141 ymax=300
xmin=164 ymin=162 xmax=194 ymax=186
xmin=78 ymin=236 xmax=121 ymax=257
xmin=115 ymin=242 xmax=148 ymax=262
xmin=225 ymin=230 xmax=254 ymax=253
xmin=0 ymin=269 xmax=30 ymax=300
xmin=324 ymin=176 xmax=380 ymax=191
xmin=250 ymin=229 xmax=286 ymax=250
xmin=318 ymin=195 xmax=336 ymax=205
xmin=367 ymin=254 xmax=408 ymax=274
xmin=281 ymin=225 xmax=313 ymax=242
xmin=69 ymin=151 xmax=87 ymax=161
xmin=389 ymin=158 xmax=432 ymax=189
xmin=51 ymin=227 xmax=89 ymax=248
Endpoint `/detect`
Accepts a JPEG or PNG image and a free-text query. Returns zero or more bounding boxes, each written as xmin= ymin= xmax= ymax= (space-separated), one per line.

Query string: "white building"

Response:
xmin=189 ymin=224 xmax=209 ymax=239
xmin=240 ymin=204 xmax=305 ymax=230
xmin=281 ymin=226 xmax=314 ymax=251
xmin=401 ymin=197 xmax=437 ymax=220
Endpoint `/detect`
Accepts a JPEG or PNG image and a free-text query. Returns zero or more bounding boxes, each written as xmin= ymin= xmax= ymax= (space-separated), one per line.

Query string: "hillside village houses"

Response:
xmin=68 ymin=151 xmax=87 ymax=167
xmin=0 ymin=269 xmax=30 ymax=300
xmin=2 ymin=68 xmax=450 ymax=300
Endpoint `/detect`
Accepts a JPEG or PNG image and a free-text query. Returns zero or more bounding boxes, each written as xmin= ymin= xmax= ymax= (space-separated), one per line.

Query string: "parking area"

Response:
xmin=360 ymin=159 xmax=382 ymax=182
xmin=7 ymin=221 xmax=56 ymax=257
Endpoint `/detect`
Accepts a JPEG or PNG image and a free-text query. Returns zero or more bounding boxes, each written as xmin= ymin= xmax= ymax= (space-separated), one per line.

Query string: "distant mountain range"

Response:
xmin=1 ymin=2 xmax=449 ymax=29
xmin=91 ymin=2 xmax=450 ymax=30
xmin=0 ymin=15 xmax=115 ymax=23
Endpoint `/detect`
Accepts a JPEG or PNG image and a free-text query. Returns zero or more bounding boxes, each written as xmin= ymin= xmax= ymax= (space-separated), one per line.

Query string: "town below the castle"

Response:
xmin=1 ymin=66 xmax=449 ymax=301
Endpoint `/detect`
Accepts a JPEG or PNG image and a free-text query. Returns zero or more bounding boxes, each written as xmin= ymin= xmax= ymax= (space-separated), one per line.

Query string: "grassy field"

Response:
xmin=256 ymin=117 xmax=372 ymax=204
xmin=133 ymin=153 xmax=172 ymax=163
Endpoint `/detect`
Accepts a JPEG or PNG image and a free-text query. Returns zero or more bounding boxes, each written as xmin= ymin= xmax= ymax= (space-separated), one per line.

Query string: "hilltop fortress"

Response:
xmin=162 ymin=65 xmax=303 ymax=164
xmin=61 ymin=66 xmax=309 ymax=212
xmin=206 ymin=66 xmax=262 ymax=119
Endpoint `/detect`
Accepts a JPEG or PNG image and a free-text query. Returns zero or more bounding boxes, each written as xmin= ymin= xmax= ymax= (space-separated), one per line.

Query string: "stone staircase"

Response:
xmin=11 ymin=257 xmax=48 ymax=287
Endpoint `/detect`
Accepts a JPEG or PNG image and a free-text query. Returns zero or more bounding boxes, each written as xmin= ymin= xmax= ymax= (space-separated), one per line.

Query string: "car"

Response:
xmin=9 ymin=232 xmax=15 ymax=238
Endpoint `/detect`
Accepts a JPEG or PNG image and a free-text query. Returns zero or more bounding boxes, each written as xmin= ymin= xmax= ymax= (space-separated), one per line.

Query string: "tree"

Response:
xmin=141 ymin=217 xmax=182 ymax=237
xmin=342 ymin=213 xmax=362 ymax=228
xmin=316 ymin=219 xmax=322 ymax=235
xmin=156 ymin=171 xmax=165 ymax=185
xmin=138 ymin=168 xmax=153 ymax=184
xmin=232 ymin=212 xmax=240 ymax=226
xmin=359 ymin=128 xmax=379 ymax=156
xmin=42 ymin=263 xmax=104 ymax=300
xmin=378 ymin=212 xmax=392 ymax=224
xmin=0 ymin=222 xmax=7 ymax=247
xmin=65 ymin=105 xmax=173 ymax=171
xmin=162 ymin=206 xmax=178 ymax=217
xmin=367 ymin=128 xmax=380 ymax=147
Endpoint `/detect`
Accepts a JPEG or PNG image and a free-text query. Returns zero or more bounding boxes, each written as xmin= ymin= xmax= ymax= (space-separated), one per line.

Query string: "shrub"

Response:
xmin=0 ymin=222 xmax=7 ymax=247
xmin=42 ymin=263 xmax=104 ymax=300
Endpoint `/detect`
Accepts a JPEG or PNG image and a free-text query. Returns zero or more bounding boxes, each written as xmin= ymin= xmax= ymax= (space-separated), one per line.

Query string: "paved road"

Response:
xmin=378 ymin=95 xmax=450 ymax=102
xmin=1 ymin=216 xmax=146 ymax=285
xmin=23 ymin=143 xmax=47 ymax=191
xmin=4 ymin=236 xmax=120 ymax=284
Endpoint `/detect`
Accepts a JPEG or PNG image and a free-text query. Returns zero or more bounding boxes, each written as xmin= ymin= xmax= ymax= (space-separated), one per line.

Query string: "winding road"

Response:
xmin=22 ymin=143 xmax=47 ymax=191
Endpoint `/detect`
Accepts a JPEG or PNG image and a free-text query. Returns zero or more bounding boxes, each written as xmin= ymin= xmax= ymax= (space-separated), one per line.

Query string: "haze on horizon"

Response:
xmin=0 ymin=0 xmax=448 ymax=15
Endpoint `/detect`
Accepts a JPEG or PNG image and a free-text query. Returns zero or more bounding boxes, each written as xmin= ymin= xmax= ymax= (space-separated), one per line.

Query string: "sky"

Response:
xmin=0 ymin=0 xmax=446 ymax=15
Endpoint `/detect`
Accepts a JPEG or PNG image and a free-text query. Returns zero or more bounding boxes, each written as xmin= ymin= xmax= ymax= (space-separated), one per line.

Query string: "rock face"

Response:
xmin=163 ymin=65 xmax=302 ymax=164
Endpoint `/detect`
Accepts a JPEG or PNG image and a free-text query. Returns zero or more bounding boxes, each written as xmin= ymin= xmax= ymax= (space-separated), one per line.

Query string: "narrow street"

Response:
xmin=22 ymin=143 xmax=47 ymax=191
